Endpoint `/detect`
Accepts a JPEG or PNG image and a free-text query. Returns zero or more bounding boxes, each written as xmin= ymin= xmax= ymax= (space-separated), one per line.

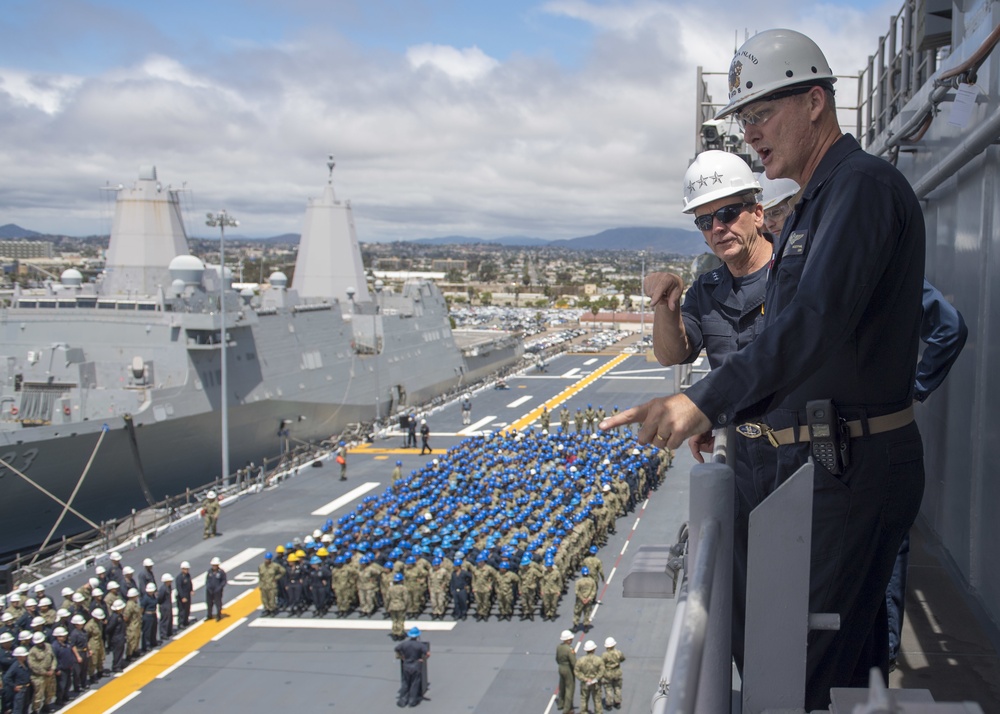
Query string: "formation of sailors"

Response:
xmin=0 ymin=554 xmax=219 ymax=714
xmin=1 ymin=429 xmax=671 ymax=711
xmin=257 ymin=429 xmax=671 ymax=636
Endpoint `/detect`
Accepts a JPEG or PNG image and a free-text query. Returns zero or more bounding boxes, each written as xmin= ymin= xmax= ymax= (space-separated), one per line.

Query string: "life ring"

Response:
xmin=64 ymin=405 xmax=71 ymax=415
xmin=9 ymin=406 xmax=17 ymax=416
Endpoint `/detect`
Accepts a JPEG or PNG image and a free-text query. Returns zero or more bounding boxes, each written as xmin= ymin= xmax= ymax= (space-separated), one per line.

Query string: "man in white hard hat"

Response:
xmin=555 ymin=630 xmax=576 ymax=714
xmin=755 ymin=172 xmax=800 ymax=236
xmin=138 ymin=558 xmax=156 ymax=594
xmin=202 ymin=490 xmax=221 ymax=539
xmin=140 ymin=583 xmax=159 ymax=653
xmin=601 ymin=637 xmax=626 ymax=710
xmin=108 ymin=551 xmax=125 ymax=585
xmin=176 ymin=562 xmax=194 ymax=629
xmin=603 ymin=28 xmax=926 ymax=708
xmin=205 ymin=557 xmax=227 ymax=622
xmin=574 ymin=640 xmax=604 ymax=714
xmin=84 ymin=609 xmax=105 ymax=683
xmin=157 ymin=574 xmax=174 ymax=640
xmin=5 ymin=646 xmax=32 ymax=714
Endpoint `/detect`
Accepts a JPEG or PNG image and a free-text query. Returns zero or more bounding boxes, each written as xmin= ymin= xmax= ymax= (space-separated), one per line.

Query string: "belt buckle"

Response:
xmin=736 ymin=422 xmax=779 ymax=448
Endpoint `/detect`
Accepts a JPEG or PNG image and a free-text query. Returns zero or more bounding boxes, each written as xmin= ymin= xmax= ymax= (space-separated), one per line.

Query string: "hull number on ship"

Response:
xmin=0 ymin=448 xmax=40 ymax=480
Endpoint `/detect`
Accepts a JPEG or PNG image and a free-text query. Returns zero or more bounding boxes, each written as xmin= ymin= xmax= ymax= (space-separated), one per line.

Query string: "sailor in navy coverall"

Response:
xmin=604 ymin=30 xmax=928 ymax=708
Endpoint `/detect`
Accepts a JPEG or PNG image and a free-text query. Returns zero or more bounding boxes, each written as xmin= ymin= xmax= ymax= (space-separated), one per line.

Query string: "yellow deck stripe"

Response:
xmin=351 ymin=353 xmax=631 ymax=455
xmin=67 ymin=588 xmax=262 ymax=713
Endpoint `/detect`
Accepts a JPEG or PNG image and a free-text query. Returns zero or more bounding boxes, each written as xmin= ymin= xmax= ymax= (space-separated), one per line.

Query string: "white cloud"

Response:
xmin=406 ymin=44 xmax=500 ymax=82
xmin=0 ymin=0 xmax=904 ymax=242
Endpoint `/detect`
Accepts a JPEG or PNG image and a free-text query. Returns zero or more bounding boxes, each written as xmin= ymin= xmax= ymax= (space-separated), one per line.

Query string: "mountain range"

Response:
xmin=2 ymin=223 xmax=706 ymax=255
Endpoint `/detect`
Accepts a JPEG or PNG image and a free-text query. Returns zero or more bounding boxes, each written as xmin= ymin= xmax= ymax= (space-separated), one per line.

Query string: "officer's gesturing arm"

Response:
xmin=645 ymin=272 xmax=694 ymax=366
xmin=914 ymin=280 xmax=967 ymax=402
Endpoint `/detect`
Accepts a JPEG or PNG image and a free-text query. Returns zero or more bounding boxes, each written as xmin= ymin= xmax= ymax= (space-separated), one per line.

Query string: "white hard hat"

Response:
xmin=123 ymin=566 xmax=135 ymax=575
xmin=0 ymin=612 xmax=12 ymax=622
xmin=110 ymin=551 xmax=122 ymax=561
xmin=38 ymin=597 xmax=52 ymax=607
xmin=601 ymin=484 xmax=611 ymax=492
xmin=13 ymin=646 xmax=28 ymax=657
xmin=584 ymin=640 xmax=597 ymax=651
xmin=421 ymin=419 xmax=426 ymax=424
xmin=17 ymin=631 xmax=31 ymax=641
xmin=605 ymin=636 xmax=617 ymax=648
xmin=127 ymin=588 xmax=139 ymax=598
xmin=143 ymin=558 xmax=154 ymax=567
xmin=30 ymin=616 xmax=45 ymax=627
xmin=112 ymin=600 xmax=125 ymax=611
xmin=560 ymin=630 xmax=574 ymax=641
xmin=92 ymin=608 xmax=105 ymax=619
xmin=755 ymin=173 xmax=800 ymax=210
xmin=95 ymin=565 xmax=106 ymax=575
xmin=304 ymin=535 xmax=315 ymax=545
xmin=32 ymin=632 xmax=45 ymax=644
xmin=88 ymin=578 xmax=100 ymax=589
xmin=0 ymin=632 xmax=12 ymax=643
xmin=71 ymin=593 xmax=85 ymax=603
xmin=61 ymin=587 xmax=74 ymax=597
xmin=9 ymin=593 xmax=21 ymax=602
xmin=161 ymin=573 xmax=174 ymax=582
xmin=207 ymin=490 xmax=217 ymax=499
xmin=53 ymin=626 xmax=68 ymax=637
xmin=716 ymin=28 xmax=836 ymax=119
xmin=33 ymin=584 xmax=44 ymax=593
xmin=312 ymin=529 xmax=322 ymax=539
xmin=210 ymin=557 xmax=222 ymax=566
xmin=56 ymin=608 xmax=70 ymax=619
xmin=92 ymin=588 xmax=103 ymax=597
xmin=682 ymin=150 xmax=760 ymax=214
xmin=145 ymin=583 xmax=156 ymax=593
xmin=25 ymin=598 xmax=37 ymax=608
xmin=107 ymin=581 xmax=120 ymax=590
xmin=70 ymin=614 xmax=86 ymax=626
xmin=180 ymin=561 xmax=190 ymax=569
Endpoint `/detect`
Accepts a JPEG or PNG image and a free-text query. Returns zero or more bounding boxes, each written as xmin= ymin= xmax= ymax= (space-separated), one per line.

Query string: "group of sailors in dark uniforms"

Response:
xmin=0 ymin=553 xmax=224 ymax=714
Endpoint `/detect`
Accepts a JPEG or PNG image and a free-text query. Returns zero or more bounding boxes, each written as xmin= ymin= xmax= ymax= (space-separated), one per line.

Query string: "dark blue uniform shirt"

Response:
xmin=686 ymin=135 xmax=925 ymax=426
xmin=915 ymin=280 xmax=968 ymax=402
xmin=680 ymin=262 xmax=768 ymax=369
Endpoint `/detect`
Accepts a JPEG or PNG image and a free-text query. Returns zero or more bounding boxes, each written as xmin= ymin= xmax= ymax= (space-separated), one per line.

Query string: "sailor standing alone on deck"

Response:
xmin=201 ymin=490 xmax=220 ymax=539
xmin=336 ymin=442 xmax=348 ymax=481
xmin=394 ymin=626 xmax=430 ymax=708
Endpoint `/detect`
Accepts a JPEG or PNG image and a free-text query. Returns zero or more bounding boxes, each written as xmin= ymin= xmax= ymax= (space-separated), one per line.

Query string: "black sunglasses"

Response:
xmin=693 ymin=201 xmax=754 ymax=231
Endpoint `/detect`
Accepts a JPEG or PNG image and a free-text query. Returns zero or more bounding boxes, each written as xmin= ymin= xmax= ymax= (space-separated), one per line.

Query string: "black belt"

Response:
xmin=736 ymin=405 xmax=914 ymax=447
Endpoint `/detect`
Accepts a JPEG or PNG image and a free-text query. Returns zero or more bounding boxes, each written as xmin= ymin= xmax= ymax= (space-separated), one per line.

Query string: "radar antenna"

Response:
xmin=327 ymin=154 xmax=336 ymax=184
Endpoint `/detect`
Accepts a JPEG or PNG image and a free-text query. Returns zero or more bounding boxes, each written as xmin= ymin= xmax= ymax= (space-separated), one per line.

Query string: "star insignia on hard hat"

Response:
xmin=695 ymin=175 xmax=707 ymax=188
xmin=709 ymin=172 xmax=723 ymax=184
xmin=687 ymin=180 xmax=696 ymax=194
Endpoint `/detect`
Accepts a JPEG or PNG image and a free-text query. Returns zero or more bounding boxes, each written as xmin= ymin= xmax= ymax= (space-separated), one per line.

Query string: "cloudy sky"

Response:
xmin=0 ymin=0 xmax=897 ymax=241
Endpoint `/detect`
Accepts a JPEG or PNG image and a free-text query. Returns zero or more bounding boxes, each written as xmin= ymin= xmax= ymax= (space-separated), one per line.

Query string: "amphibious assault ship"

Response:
xmin=0 ymin=161 xmax=521 ymax=559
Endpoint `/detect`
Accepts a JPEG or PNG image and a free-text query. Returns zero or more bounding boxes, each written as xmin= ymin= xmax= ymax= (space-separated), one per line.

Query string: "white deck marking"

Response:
xmin=311 ymin=482 xmax=380 ymax=516
xmin=606 ymin=367 xmax=672 ymax=375
xmin=606 ymin=566 xmax=617 ymax=585
xmin=105 ymin=691 xmax=142 ymax=713
xmin=155 ymin=650 xmax=200 ymax=679
xmin=210 ymin=616 xmax=247 ymax=642
xmin=506 ymin=395 xmax=532 ymax=408
xmin=583 ymin=358 xmax=598 ymax=365
xmin=560 ymin=368 xmax=581 ymax=378
xmin=249 ymin=618 xmax=457 ymax=632
xmin=459 ymin=416 xmax=497 ymax=435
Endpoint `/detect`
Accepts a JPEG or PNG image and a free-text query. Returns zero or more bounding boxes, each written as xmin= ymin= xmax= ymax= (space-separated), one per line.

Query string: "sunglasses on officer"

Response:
xmin=693 ymin=202 xmax=755 ymax=232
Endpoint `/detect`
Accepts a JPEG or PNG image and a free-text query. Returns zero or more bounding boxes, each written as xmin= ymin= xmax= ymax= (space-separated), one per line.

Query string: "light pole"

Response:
xmin=206 ymin=210 xmax=238 ymax=484
xmin=638 ymin=250 xmax=647 ymax=337
xmin=373 ymin=279 xmax=383 ymax=426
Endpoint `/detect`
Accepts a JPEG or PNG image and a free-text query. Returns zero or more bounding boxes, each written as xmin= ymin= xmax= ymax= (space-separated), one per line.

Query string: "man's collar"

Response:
xmin=801 ymin=134 xmax=861 ymax=201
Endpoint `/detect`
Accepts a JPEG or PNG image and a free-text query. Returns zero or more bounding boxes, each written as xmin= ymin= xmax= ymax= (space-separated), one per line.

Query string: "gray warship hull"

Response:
xmin=0 ymin=164 xmax=521 ymax=559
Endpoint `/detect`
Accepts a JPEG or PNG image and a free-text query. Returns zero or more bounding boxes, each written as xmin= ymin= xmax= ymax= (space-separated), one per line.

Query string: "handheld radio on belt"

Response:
xmin=806 ymin=400 xmax=851 ymax=474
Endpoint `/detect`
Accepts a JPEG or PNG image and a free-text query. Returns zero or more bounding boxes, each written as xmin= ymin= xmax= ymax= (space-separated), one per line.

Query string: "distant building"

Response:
xmin=0 ymin=240 xmax=53 ymax=259
xmin=431 ymin=258 xmax=467 ymax=272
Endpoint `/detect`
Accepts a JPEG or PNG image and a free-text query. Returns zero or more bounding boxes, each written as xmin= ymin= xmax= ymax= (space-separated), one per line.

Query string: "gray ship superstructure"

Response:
xmin=0 ymin=163 xmax=520 ymax=559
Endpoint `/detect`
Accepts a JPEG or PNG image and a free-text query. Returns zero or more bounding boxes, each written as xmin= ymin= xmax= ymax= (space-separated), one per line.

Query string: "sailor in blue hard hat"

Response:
xmin=394 ymin=624 xmax=430 ymax=707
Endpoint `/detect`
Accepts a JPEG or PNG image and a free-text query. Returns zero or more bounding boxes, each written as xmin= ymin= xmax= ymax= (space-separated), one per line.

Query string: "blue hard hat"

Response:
xmin=405 ymin=556 xmax=416 ymax=565
xmin=394 ymin=572 xmax=404 ymax=582
xmin=265 ymin=551 xmax=273 ymax=560
xmin=432 ymin=557 xmax=442 ymax=566
xmin=384 ymin=562 xmax=393 ymax=570
xmin=581 ymin=566 xmax=590 ymax=575
xmin=454 ymin=559 xmax=464 ymax=566
xmin=590 ymin=545 xmax=598 ymax=555
xmin=408 ymin=627 xmax=420 ymax=638
xmin=499 ymin=562 xmax=509 ymax=570
xmin=396 ymin=460 xmax=402 ymax=465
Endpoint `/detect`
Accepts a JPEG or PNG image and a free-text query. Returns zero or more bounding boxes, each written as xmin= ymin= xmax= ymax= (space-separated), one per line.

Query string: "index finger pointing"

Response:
xmin=599 ymin=405 xmax=645 ymax=430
